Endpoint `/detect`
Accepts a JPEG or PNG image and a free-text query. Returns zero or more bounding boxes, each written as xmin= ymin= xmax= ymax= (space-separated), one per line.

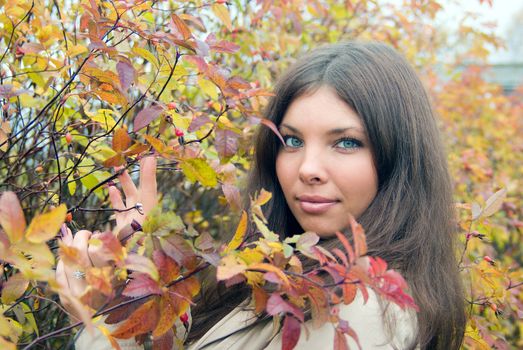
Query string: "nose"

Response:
xmin=298 ymin=147 xmax=328 ymax=185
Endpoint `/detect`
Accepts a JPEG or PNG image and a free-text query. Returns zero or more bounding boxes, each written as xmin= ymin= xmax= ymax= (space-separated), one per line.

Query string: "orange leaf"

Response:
xmin=254 ymin=189 xmax=272 ymax=206
xmin=253 ymin=285 xmax=269 ymax=314
xmin=249 ymin=263 xmax=290 ymax=287
xmin=349 ymin=216 xmax=367 ymax=257
xmin=171 ymin=14 xmax=192 ymax=40
xmin=152 ymin=294 xmax=178 ymax=337
xmin=224 ymin=211 xmax=247 ymax=253
xmin=111 ymin=299 xmax=159 ymax=339
xmin=112 ymin=127 xmax=131 ymax=153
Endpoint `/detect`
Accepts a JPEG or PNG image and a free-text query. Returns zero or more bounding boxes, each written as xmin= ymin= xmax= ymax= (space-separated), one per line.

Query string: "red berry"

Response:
xmin=167 ymin=102 xmax=176 ymax=110
xmin=175 ymin=128 xmax=184 ymax=137
xmin=180 ymin=312 xmax=189 ymax=324
xmin=65 ymin=213 xmax=73 ymax=222
xmin=216 ymin=0 xmax=227 ymax=4
xmin=65 ymin=133 xmax=72 ymax=144
xmin=483 ymin=255 xmax=495 ymax=265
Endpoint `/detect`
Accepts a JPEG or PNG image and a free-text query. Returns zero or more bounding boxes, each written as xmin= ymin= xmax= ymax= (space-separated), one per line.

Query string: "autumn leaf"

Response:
xmin=133 ymin=104 xmax=164 ymax=132
xmin=116 ymin=59 xmax=135 ymax=91
xmin=171 ymin=14 xmax=192 ymax=40
xmin=260 ymin=118 xmax=285 ymax=146
xmin=0 ymin=192 xmax=26 ymax=243
xmin=224 ymin=210 xmax=247 ymax=253
xmin=111 ymin=299 xmax=159 ymax=339
xmin=266 ymin=294 xmax=304 ymax=322
xmin=112 ymin=127 xmax=132 ymax=153
xmin=216 ymin=255 xmax=247 ymax=280
xmin=1 ymin=273 xmax=29 ymax=304
xmin=215 ymin=126 xmax=239 ymax=159
xmin=282 ymin=316 xmax=301 ymax=350
xmin=124 ymin=254 xmax=160 ymax=281
xmin=122 ymin=273 xmax=162 ymax=298
xmin=152 ymin=294 xmax=179 ymax=337
xmin=25 ymin=204 xmax=67 ymax=243
xmin=211 ymin=3 xmax=233 ymax=31
xmin=180 ymin=158 xmax=218 ymax=187
xmin=481 ymin=188 xmax=507 ymax=218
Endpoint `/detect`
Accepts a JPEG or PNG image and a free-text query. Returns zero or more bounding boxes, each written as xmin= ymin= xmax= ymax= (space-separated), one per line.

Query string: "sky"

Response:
xmin=439 ymin=0 xmax=523 ymax=62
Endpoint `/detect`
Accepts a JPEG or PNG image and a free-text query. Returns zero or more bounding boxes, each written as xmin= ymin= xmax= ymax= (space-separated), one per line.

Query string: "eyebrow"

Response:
xmin=279 ymin=123 xmax=366 ymax=135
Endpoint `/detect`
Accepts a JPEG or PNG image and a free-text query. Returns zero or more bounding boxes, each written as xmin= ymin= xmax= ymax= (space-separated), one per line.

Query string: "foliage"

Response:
xmin=0 ymin=0 xmax=521 ymax=349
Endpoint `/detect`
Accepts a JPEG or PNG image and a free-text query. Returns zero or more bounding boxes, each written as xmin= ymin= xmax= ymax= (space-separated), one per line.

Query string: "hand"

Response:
xmin=56 ymin=156 xmax=158 ymax=318
xmin=108 ymin=156 xmax=158 ymax=235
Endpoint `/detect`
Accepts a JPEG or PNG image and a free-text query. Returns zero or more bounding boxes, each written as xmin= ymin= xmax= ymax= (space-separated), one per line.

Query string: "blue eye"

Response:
xmin=335 ymin=138 xmax=361 ymax=150
xmin=283 ymin=135 xmax=303 ymax=148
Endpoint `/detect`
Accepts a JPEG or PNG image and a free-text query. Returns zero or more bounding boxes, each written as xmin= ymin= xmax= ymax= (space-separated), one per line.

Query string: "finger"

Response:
xmin=87 ymin=232 xmax=112 ymax=267
xmin=118 ymin=169 xmax=139 ymax=206
xmin=139 ymin=156 xmax=158 ymax=213
xmin=72 ymin=230 xmax=93 ymax=267
xmin=62 ymin=230 xmax=92 ymax=296
xmin=56 ymin=260 xmax=70 ymax=291
xmin=108 ymin=186 xmax=126 ymax=227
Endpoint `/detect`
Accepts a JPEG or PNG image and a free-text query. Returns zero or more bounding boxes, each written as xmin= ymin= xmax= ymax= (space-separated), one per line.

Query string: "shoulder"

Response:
xmin=190 ymin=289 xmax=418 ymax=350
xmin=265 ymin=289 xmax=418 ymax=350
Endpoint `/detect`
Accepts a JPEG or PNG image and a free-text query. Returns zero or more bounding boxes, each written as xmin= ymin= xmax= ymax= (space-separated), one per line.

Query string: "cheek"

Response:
xmin=275 ymin=154 xmax=293 ymax=195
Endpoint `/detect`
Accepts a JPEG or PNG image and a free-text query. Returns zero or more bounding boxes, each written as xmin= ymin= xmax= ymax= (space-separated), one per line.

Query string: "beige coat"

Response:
xmin=76 ymin=291 xmax=417 ymax=350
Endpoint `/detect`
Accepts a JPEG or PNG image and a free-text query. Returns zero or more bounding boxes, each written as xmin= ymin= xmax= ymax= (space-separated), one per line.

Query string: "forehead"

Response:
xmin=281 ymin=86 xmax=365 ymax=133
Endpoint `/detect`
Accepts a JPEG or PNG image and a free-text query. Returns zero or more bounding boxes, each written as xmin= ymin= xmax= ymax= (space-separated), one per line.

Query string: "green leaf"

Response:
xmin=180 ymin=158 xmax=218 ymax=187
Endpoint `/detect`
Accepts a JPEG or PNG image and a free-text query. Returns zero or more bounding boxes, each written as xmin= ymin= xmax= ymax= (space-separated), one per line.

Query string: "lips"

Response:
xmin=296 ymin=195 xmax=339 ymax=214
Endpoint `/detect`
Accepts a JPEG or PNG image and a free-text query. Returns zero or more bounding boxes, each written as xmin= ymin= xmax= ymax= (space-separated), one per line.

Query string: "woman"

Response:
xmin=58 ymin=41 xmax=466 ymax=349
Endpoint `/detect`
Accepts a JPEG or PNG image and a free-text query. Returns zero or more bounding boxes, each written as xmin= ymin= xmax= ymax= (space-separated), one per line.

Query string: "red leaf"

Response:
xmin=334 ymin=328 xmax=349 ymax=350
xmin=335 ymin=231 xmax=355 ymax=264
xmin=152 ymin=328 xmax=174 ymax=350
xmin=266 ymin=294 xmax=304 ymax=322
xmin=111 ymin=299 xmax=159 ymax=339
xmin=153 ymin=250 xmax=180 ymax=283
xmin=260 ymin=118 xmax=285 ymax=145
xmin=210 ymin=40 xmax=240 ymax=54
xmin=183 ymin=55 xmax=208 ymax=73
xmin=221 ymin=183 xmax=241 ymax=211
xmin=122 ymin=273 xmax=162 ymax=298
xmin=133 ymin=104 xmax=164 ymax=132
xmin=117 ymin=59 xmax=135 ymax=91
xmin=282 ymin=316 xmax=301 ymax=350
xmin=159 ymin=235 xmax=196 ymax=266
xmin=215 ymin=127 xmax=239 ymax=159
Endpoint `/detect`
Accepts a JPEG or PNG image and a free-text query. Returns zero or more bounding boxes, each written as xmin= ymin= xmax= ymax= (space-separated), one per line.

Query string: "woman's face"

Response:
xmin=276 ymin=86 xmax=378 ymax=238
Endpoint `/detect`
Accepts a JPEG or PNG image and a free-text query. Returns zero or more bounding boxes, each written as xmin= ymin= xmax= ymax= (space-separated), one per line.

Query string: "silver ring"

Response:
xmin=72 ymin=270 xmax=86 ymax=280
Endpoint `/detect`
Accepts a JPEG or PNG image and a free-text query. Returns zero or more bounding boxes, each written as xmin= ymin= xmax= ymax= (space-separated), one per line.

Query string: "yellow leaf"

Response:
xmin=25 ymin=204 xmax=67 ymax=243
xmin=212 ymin=3 xmax=233 ymax=32
xmin=67 ymin=44 xmax=88 ymax=58
xmin=180 ymin=158 xmax=218 ymax=187
xmin=225 ymin=211 xmax=247 ymax=253
xmin=131 ymin=47 xmax=159 ymax=68
xmin=198 ymin=76 xmax=219 ymax=100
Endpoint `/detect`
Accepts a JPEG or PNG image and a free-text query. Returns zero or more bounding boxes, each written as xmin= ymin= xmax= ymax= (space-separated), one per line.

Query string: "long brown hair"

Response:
xmin=191 ymin=42 xmax=466 ymax=349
